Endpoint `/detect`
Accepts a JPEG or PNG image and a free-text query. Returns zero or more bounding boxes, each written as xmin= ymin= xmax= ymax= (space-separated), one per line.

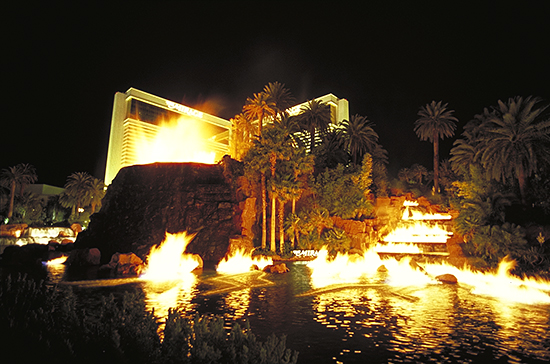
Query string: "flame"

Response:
xmin=421 ymin=258 xmax=550 ymax=304
xmin=141 ymin=232 xmax=202 ymax=282
xmin=135 ymin=117 xmax=216 ymax=165
xmin=46 ymin=255 xmax=68 ymax=265
xmin=306 ymin=247 xmax=550 ymax=304
xmin=217 ymin=248 xmax=273 ymax=274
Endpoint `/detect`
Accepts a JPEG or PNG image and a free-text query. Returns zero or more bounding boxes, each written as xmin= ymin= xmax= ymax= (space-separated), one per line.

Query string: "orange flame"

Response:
xmin=141 ymin=232 xmax=202 ymax=282
xmin=135 ymin=117 xmax=216 ymax=165
xmin=306 ymin=247 xmax=550 ymax=304
xmin=217 ymin=248 xmax=273 ymax=274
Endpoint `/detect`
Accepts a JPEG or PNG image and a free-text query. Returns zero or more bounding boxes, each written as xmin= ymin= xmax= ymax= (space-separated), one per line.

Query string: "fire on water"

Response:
xmin=217 ymin=248 xmax=273 ymax=274
xmin=141 ymin=232 xmax=202 ymax=282
xmin=306 ymin=246 xmax=550 ymax=305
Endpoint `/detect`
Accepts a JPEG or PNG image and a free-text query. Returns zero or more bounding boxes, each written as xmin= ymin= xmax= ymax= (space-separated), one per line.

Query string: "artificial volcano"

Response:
xmin=74 ymin=161 xmax=247 ymax=265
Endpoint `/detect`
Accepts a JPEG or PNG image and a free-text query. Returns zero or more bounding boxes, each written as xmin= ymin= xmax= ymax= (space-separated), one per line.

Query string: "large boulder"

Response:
xmin=74 ymin=162 xmax=247 ymax=265
xmin=263 ymin=263 xmax=290 ymax=274
xmin=99 ymin=252 xmax=144 ymax=277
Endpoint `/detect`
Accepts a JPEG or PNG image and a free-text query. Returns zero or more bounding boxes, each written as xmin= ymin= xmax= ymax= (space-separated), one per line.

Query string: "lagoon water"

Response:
xmin=52 ymin=262 xmax=550 ymax=363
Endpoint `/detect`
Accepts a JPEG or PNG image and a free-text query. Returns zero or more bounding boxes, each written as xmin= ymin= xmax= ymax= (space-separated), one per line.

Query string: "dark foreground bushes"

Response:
xmin=0 ymin=275 xmax=298 ymax=364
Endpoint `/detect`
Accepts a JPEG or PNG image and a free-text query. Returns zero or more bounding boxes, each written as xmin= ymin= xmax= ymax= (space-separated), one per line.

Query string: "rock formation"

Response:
xmin=74 ymin=162 xmax=249 ymax=266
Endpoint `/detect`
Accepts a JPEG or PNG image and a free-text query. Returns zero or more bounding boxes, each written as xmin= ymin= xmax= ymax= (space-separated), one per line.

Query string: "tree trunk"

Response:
xmin=7 ymin=181 xmax=16 ymax=219
xmin=278 ymin=198 xmax=285 ymax=254
xmin=518 ymin=165 xmax=526 ymax=205
xmin=290 ymin=199 xmax=296 ymax=248
xmin=261 ymin=172 xmax=267 ymax=250
xmin=310 ymin=126 xmax=315 ymax=152
xmin=258 ymin=111 xmax=263 ymax=140
xmin=433 ymin=133 xmax=440 ymax=193
xmin=271 ymin=194 xmax=276 ymax=252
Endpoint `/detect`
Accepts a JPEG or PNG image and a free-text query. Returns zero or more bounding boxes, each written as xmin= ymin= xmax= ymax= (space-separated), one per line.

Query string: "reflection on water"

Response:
xmin=49 ymin=261 xmax=550 ymax=363
xmin=143 ymin=275 xmax=198 ymax=325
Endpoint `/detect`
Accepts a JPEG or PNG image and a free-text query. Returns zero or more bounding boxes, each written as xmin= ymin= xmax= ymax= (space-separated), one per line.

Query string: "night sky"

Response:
xmin=3 ymin=2 xmax=549 ymax=187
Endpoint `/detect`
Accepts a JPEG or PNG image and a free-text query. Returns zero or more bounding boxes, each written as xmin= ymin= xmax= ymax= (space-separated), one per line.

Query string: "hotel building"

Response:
xmin=105 ymin=88 xmax=349 ymax=185
xmin=104 ymin=88 xmax=231 ymax=185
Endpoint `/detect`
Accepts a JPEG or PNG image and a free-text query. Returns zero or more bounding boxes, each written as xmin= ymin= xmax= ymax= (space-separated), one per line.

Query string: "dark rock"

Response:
xmin=74 ymin=162 xmax=247 ymax=265
xmin=66 ymin=248 xmax=101 ymax=267
xmin=1 ymin=244 xmax=48 ymax=267
xmin=436 ymin=273 xmax=458 ymax=284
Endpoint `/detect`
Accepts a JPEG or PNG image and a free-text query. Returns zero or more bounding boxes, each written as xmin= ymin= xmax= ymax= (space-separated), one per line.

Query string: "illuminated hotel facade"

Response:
xmin=104 ymin=88 xmax=231 ymax=185
xmin=105 ymin=88 xmax=349 ymax=185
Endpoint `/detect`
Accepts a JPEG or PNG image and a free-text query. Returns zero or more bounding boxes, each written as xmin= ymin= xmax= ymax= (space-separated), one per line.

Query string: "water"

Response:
xmin=51 ymin=262 xmax=550 ymax=363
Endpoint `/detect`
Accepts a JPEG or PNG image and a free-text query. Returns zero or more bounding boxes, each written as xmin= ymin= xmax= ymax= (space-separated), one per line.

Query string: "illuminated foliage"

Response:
xmin=314 ymin=155 xmax=373 ymax=220
xmin=0 ymin=163 xmax=37 ymax=220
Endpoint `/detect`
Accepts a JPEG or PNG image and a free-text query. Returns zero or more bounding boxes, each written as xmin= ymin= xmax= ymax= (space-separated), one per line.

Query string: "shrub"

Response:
xmin=0 ymin=275 xmax=299 ymax=364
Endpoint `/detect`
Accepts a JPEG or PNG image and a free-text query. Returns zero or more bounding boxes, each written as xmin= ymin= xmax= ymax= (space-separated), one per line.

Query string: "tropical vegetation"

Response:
xmin=0 ymin=167 xmax=105 ymax=227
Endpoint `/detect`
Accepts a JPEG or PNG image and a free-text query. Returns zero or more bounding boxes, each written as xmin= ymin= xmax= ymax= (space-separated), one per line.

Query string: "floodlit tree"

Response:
xmin=342 ymin=114 xmax=379 ymax=165
xmin=60 ymin=172 xmax=93 ymax=217
xmin=414 ymin=100 xmax=458 ymax=193
xmin=243 ymin=92 xmax=276 ymax=141
xmin=0 ymin=163 xmax=37 ymax=220
xmin=297 ymin=99 xmax=331 ymax=153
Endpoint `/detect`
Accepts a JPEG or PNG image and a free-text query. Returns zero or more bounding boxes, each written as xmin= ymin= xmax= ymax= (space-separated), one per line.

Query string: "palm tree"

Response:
xmin=450 ymin=109 xmax=489 ymax=175
xmin=0 ymin=163 xmax=37 ymax=220
xmin=263 ymin=124 xmax=294 ymax=252
xmin=398 ymin=167 xmax=413 ymax=183
xmin=414 ymin=100 xmax=458 ymax=193
xmin=477 ymin=96 xmax=550 ymax=203
xmin=297 ymin=99 xmax=331 ymax=153
xmin=342 ymin=114 xmax=379 ymax=165
xmin=243 ymin=92 xmax=276 ymax=141
xmin=263 ymin=82 xmax=295 ymax=120
xmin=410 ymin=164 xmax=428 ymax=184
xmin=314 ymin=129 xmax=349 ymax=170
xmin=61 ymin=172 xmax=93 ymax=217
xmin=88 ymin=177 xmax=106 ymax=214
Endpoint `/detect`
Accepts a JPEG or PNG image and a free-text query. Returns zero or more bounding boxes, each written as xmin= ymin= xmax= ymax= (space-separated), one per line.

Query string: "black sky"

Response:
xmin=3 ymin=1 xmax=549 ymax=187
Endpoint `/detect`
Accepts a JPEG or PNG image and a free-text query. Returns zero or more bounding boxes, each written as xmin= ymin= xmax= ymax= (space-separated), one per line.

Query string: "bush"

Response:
xmin=0 ymin=275 xmax=299 ymax=364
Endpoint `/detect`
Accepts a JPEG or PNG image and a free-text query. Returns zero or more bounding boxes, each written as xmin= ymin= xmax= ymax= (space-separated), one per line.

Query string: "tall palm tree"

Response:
xmin=297 ymin=99 xmax=331 ymax=153
xmin=243 ymin=92 xmax=276 ymax=141
xmin=0 ymin=163 xmax=37 ymax=220
xmin=477 ymin=96 xmax=550 ymax=203
xmin=61 ymin=172 xmax=93 ymax=217
xmin=243 ymin=92 xmax=276 ymax=250
xmin=263 ymin=82 xmax=295 ymax=120
xmin=263 ymin=124 xmax=294 ymax=252
xmin=414 ymin=100 xmax=458 ymax=193
xmin=342 ymin=114 xmax=379 ymax=165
